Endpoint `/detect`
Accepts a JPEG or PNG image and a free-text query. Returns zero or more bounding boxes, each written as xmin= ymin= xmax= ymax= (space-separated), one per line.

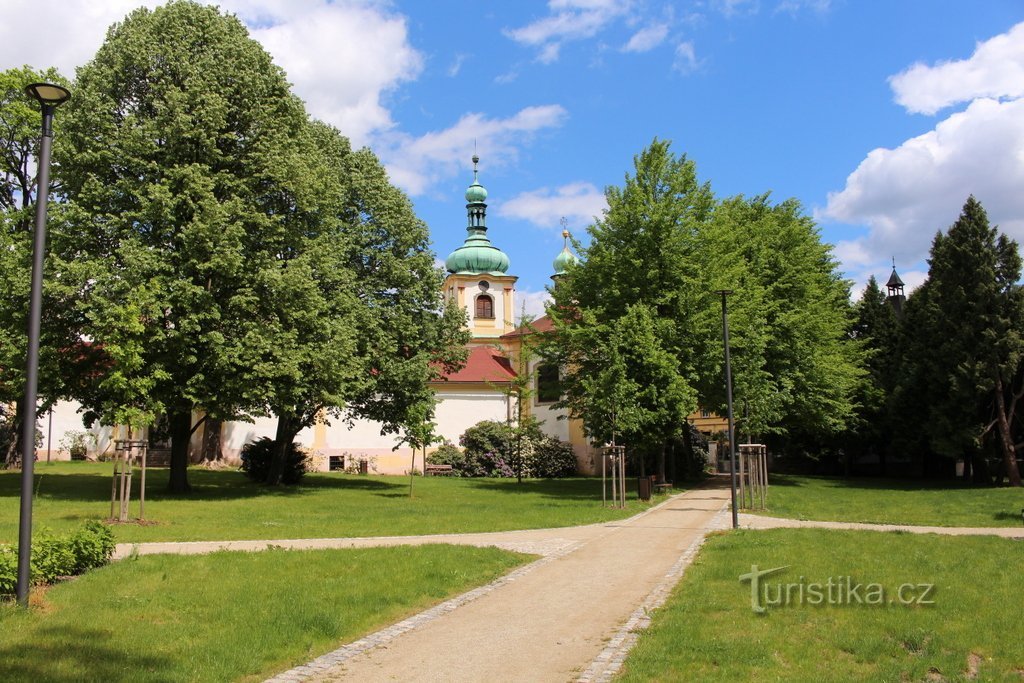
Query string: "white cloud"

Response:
xmin=515 ymin=288 xmax=553 ymax=323
xmin=498 ymin=182 xmax=607 ymax=228
xmin=774 ymin=0 xmax=831 ymax=15
xmin=0 ymin=0 xmax=422 ymax=149
xmin=242 ymin=1 xmax=423 ymax=146
xmin=822 ymin=96 xmax=1024 ymax=268
xmin=673 ymin=41 xmax=700 ymax=74
xmin=713 ymin=0 xmax=759 ymax=18
xmin=379 ymin=105 xmax=570 ymax=196
xmin=889 ymin=21 xmax=1024 ymax=115
xmin=0 ymin=0 xmax=161 ymax=75
xmin=447 ymin=53 xmax=468 ymax=77
xmin=622 ymin=24 xmax=669 ymax=53
xmin=504 ymin=0 xmax=631 ymax=62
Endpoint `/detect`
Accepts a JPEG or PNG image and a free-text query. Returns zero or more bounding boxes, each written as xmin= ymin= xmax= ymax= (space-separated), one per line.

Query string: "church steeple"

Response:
xmin=886 ymin=258 xmax=906 ymax=316
xmin=552 ymin=217 xmax=580 ymax=279
xmin=444 ymin=155 xmax=510 ymax=275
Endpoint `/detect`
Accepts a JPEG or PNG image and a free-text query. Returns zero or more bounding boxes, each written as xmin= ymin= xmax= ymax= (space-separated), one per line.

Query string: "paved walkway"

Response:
xmin=256 ymin=481 xmax=733 ymax=683
xmin=738 ymin=513 xmax=1024 ymax=538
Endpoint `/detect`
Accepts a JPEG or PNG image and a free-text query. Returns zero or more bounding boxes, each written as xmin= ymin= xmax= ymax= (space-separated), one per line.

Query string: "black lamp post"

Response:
xmin=716 ymin=289 xmax=738 ymax=529
xmin=17 ymin=82 xmax=71 ymax=607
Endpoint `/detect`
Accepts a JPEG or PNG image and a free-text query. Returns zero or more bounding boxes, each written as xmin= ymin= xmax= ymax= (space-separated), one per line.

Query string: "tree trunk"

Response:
xmin=994 ymin=374 xmax=1022 ymax=487
xmin=3 ymin=401 xmax=23 ymax=468
xmin=267 ymin=413 xmax=300 ymax=485
xmin=657 ymin=442 xmax=666 ymax=484
xmin=168 ymin=408 xmax=192 ymax=493
xmin=201 ymin=418 xmax=223 ymax=461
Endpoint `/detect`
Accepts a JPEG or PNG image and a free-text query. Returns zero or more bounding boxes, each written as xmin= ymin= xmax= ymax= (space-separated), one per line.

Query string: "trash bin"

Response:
xmin=358 ymin=459 xmax=368 ymax=475
xmin=637 ymin=476 xmax=651 ymax=501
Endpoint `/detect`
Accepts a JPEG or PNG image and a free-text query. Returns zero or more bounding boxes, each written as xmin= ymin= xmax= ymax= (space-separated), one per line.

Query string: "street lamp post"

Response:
xmin=17 ymin=82 xmax=71 ymax=607
xmin=715 ymin=289 xmax=739 ymax=529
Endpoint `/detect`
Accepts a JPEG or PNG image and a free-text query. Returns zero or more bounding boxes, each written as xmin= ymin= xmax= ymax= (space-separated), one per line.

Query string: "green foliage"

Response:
xmin=459 ymin=420 xmax=516 ymax=477
xmin=545 ymin=140 xmax=861 ymax=473
xmin=240 ymin=437 xmax=309 ymax=486
xmin=0 ymin=65 xmax=83 ymax=467
xmin=891 ymin=197 xmax=1023 ymax=484
xmin=426 ymin=443 xmax=468 ymax=475
xmin=0 ymin=521 xmax=115 ymax=594
xmin=529 ymin=438 xmax=578 ymax=478
xmin=70 ymin=520 xmax=117 ymax=574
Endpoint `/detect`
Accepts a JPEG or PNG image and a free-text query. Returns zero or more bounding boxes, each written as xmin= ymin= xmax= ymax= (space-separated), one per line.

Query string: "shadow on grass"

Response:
xmin=992 ymin=511 xmax=1024 ymax=523
xmin=770 ymin=473 xmax=987 ymax=492
xmin=464 ymin=478 xmax=637 ymax=501
xmin=0 ymin=468 xmax=403 ymax=504
xmin=0 ymin=624 xmax=172 ymax=682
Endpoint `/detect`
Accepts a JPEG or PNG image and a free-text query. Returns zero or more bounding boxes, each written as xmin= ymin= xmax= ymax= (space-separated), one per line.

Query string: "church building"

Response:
xmin=37 ymin=157 xmax=601 ymax=474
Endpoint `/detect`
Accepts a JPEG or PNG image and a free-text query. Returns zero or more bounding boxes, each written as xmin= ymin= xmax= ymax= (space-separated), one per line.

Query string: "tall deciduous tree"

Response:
xmin=701 ymin=194 xmax=862 ymax=450
xmin=55 ymin=1 xmax=310 ymax=491
xmin=0 ymin=65 xmax=84 ymax=466
xmin=545 ymin=140 xmax=710 ymax=480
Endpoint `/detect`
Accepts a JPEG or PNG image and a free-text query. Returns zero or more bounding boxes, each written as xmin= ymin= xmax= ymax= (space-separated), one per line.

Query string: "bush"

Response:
xmin=460 ymin=421 xmax=517 ymax=477
xmin=71 ymin=520 xmax=116 ymax=573
xmin=529 ymin=438 xmax=578 ymax=478
xmin=0 ymin=521 xmax=116 ymax=595
xmin=427 ymin=443 xmax=468 ymax=475
xmin=240 ymin=437 xmax=310 ymax=485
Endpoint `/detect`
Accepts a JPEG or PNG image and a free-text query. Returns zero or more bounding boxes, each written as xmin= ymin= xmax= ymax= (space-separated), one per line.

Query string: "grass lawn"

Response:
xmin=755 ymin=474 xmax=1024 ymax=527
xmin=0 ymin=462 xmax=655 ymax=543
xmin=619 ymin=529 xmax=1024 ymax=682
xmin=0 ymin=544 xmax=531 ymax=682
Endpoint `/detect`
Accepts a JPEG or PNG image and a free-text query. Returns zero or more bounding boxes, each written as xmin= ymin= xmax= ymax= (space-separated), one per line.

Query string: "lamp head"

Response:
xmin=25 ymin=83 xmax=71 ymax=108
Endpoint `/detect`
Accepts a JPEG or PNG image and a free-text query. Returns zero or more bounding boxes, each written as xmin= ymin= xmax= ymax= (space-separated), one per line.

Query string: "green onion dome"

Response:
xmin=552 ymin=230 xmax=580 ymax=276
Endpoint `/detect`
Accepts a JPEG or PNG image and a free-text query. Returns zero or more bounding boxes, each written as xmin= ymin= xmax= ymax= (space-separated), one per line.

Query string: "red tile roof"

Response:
xmin=434 ymin=345 xmax=517 ymax=384
xmin=501 ymin=315 xmax=555 ymax=339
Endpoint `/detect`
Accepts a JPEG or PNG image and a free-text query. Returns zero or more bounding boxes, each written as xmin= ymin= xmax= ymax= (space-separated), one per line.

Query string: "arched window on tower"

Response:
xmin=475 ymin=294 xmax=494 ymax=320
xmin=536 ymin=364 xmax=561 ymax=404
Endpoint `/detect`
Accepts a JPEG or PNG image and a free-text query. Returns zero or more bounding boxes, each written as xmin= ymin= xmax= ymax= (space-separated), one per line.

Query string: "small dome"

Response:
xmin=552 ymin=229 xmax=580 ymax=276
xmin=465 ymin=181 xmax=488 ymax=203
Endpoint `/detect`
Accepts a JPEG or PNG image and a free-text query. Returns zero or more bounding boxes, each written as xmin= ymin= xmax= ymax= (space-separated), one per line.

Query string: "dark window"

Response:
xmin=536 ymin=364 xmax=561 ymax=404
xmin=475 ymin=294 xmax=494 ymax=319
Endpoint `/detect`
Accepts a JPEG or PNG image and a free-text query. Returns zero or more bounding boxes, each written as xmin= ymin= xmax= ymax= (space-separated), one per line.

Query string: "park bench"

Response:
xmin=651 ymin=475 xmax=673 ymax=493
xmin=424 ymin=464 xmax=454 ymax=476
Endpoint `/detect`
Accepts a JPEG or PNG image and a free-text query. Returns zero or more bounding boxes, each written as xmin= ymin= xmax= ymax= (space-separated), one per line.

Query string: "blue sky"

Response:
xmin=3 ymin=0 xmax=1024 ymax=317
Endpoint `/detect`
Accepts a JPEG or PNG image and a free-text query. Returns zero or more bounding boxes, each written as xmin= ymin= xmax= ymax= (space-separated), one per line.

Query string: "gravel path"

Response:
xmin=259 ymin=481 xmax=733 ymax=683
xmin=738 ymin=513 xmax=1024 ymax=537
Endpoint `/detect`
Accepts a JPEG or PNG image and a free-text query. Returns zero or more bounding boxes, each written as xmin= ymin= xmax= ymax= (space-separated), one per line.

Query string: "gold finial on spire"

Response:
xmin=560 ymin=216 xmax=569 ymax=242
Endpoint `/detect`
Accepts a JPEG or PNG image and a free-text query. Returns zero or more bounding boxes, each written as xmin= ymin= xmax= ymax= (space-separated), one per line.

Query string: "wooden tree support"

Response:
xmin=737 ymin=444 xmax=769 ymax=511
xmin=110 ymin=439 xmax=148 ymax=522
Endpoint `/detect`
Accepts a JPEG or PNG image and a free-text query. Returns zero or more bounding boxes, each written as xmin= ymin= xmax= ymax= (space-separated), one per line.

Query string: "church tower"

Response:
xmin=886 ymin=259 xmax=906 ymax=316
xmin=443 ymin=156 xmax=518 ymax=341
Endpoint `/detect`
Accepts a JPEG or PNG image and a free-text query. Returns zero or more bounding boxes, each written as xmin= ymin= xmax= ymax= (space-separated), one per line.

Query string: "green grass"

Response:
xmin=619 ymin=529 xmax=1024 ymax=682
xmin=0 ymin=544 xmax=531 ymax=682
xmin=755 ymin=474 xmax=1024 ymax=527
xmin=1 ymin=462 xmax=656 ymax=543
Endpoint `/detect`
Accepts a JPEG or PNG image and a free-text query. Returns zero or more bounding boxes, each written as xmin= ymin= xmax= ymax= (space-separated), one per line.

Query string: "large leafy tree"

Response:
xmin=246 ymin=121 xmax=468 ymax=484
xmin=0 ymin=65 xmax=86 ymax=466
xmin=54 ymin=1 xmax=311 ymax=491
xmin=545 ymin=140 xmax=711 ymax=479
xmin=546 ymin=141 xmax=861 ymax=476
xmin=701 ymin=195 xmax=862 ymax=451
xmin=902 ymin=197 xmax=1023 ymax=486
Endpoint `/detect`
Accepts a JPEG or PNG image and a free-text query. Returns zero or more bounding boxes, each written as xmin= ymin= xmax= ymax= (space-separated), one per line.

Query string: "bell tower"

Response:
xmin=443 ymin=156 xmax=518 ymax=341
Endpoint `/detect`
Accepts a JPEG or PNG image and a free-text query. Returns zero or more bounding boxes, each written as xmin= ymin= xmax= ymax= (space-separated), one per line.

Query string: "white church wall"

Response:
xmin=433 ymin=390 xmax=512 ymax=445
